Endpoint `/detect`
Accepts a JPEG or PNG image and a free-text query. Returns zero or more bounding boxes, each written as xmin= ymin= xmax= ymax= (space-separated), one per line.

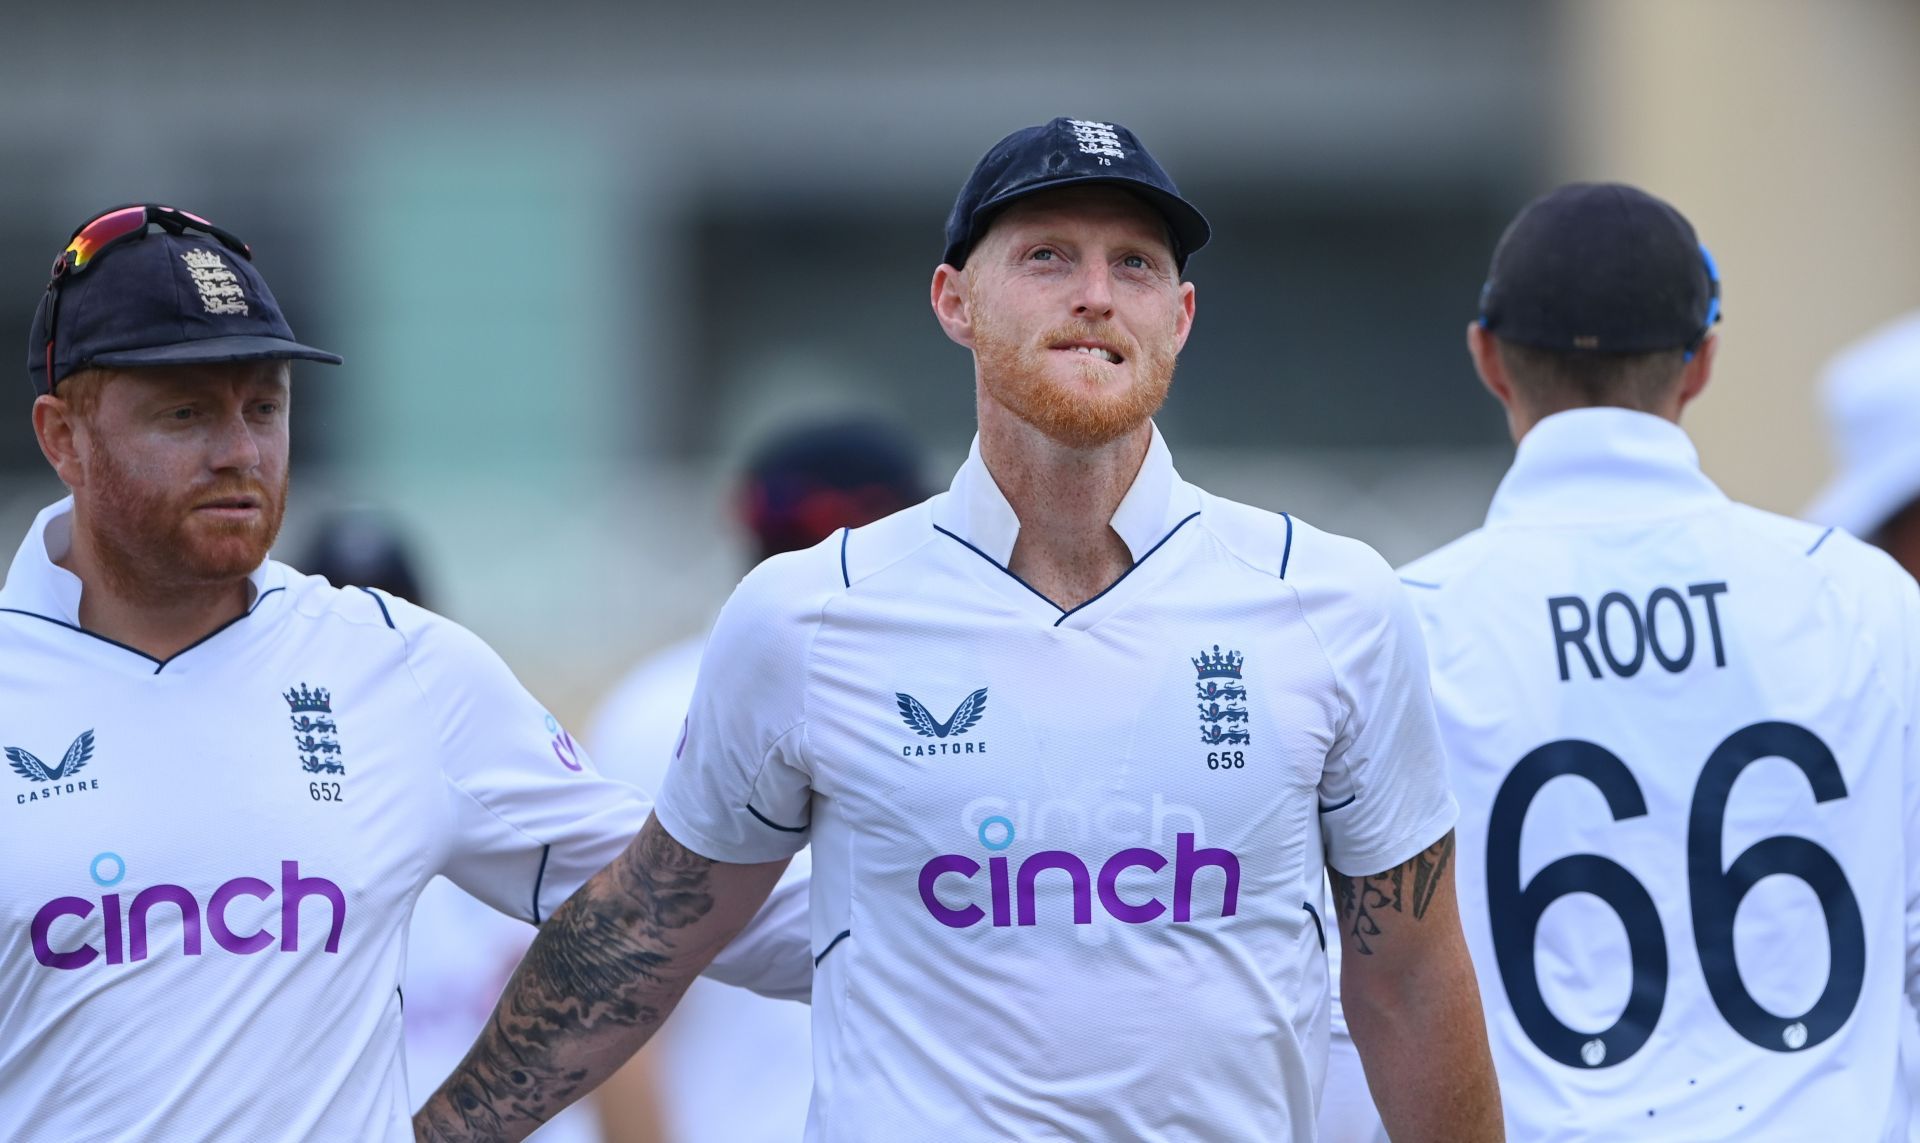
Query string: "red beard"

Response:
xmin=972 ymin=310 xmax=1178 ymax=450
xmin=84 ymin=443 xmax=287 ymax=605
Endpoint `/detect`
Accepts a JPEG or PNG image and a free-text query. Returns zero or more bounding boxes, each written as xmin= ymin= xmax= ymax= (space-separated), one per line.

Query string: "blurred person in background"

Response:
xmin=417 ymin=117 xmax=1498 ymax=1142
xmin=1322 ymin=184 xmax=1920 ymax=1142
xmin=586 ymin=418 xmax=926 ymax=1143
xmin=1806 ymin=310 xmax=1920 ymax=1140
xmin=298 ymin=508 xmax=626 ymax=1143
xmin=0 ymin=204 xmax=809 ymax=1143
xmin=1809 ymin=311 xmax=1920 ymax=579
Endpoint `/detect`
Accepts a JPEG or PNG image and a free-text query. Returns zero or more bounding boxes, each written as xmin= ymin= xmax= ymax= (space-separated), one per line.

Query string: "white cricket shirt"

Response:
xmin=1396 ymin=409 xmax=1920 ymax=1142
xmin=587 ymin=633 xmax=815 ymax=1143
xmin=0 ymin=498 xmax=808 ymax=1142
xmin=655 ymin=427 xmax=1458 ymax=1141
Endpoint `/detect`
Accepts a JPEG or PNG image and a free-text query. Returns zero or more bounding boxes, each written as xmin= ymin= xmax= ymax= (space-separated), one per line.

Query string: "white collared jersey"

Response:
xmin=586 ymin=634 xmax=815 ymax=1143
xmin=0 ymin=499 xmax=808 ymax=1143
xmin=1393 ymin=409 xmax=1920 ymax=1142
xmin=655 ymin=429 xmax=1458 ymax=1142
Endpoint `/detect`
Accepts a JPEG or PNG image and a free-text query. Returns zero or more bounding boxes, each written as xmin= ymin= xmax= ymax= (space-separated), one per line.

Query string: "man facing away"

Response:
xmin=416 ymin=117 xmax=1501 ymax=1142
xmin=1322 ymin=184 xmax=1920 ymax=1142
xmin=0 ymin=205 xmax=808 ymax=1142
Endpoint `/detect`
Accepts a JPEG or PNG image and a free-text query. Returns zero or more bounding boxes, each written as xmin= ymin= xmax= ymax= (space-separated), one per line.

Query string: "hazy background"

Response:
xmin=2 ymin=0 xmax=1915 ymax=725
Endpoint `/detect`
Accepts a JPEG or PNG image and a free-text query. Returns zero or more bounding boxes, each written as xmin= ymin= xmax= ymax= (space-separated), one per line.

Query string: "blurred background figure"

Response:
xmin=1806 ymin=312 xmax=1920 ymax=1140
xmin=585 ymin=416 xmax=927 ymax=1143
xmin=1809 ymin=311 xmax=1920 ymax=578
xmin=293 ymin=510 xmax=620 ymax=1143
xmin=295 ymin=507 xmax=429 ymax=606
xmin=5 ymin=2 xmax=1916 ymax=734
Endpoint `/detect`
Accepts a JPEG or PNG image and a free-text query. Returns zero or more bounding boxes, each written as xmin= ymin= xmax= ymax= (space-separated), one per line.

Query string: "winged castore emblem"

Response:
xmin=7 ymin=730 xmax=96 ymax=783
xmin=896 ymin=688 xmax=989 ymax=739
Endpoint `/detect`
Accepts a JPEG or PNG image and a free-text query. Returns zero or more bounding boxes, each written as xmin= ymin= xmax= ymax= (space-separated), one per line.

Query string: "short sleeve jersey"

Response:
xmin=0 ymin=498 xmax=799 ymax=1142
xmin=655 ymin=427 xmax=1458 ymax=1142
xmin=586 ymin=633 xmax=816 ymax=1143
xmin=1395 ymin=409 xmax=1920 ymax=1142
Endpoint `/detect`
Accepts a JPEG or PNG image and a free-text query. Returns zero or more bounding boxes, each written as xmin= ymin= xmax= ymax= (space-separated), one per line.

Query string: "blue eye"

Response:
xmin=1031 ymin=249 xmax=1056 ymax=261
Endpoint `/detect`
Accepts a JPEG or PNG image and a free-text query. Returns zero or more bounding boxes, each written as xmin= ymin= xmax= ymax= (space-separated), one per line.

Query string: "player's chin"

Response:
xmin=177 ymin=520 xmax=276 ymax=577
xmin=1029 ymin=401 xmax=1157 ymax=450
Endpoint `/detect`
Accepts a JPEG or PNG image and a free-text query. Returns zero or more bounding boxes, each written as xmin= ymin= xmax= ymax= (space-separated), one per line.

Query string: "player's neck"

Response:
xmin=59 ymin=520 xmax=252 ymax=661
xmin=978 ymin=400 xmax=1146 ymax=610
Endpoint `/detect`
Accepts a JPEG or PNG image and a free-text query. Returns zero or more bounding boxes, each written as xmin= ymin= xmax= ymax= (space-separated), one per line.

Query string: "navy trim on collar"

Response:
xmin=0 ymin=586 xmax=286 ymax=675
xmin=935 ymin=511 xmax=1201 ymax=626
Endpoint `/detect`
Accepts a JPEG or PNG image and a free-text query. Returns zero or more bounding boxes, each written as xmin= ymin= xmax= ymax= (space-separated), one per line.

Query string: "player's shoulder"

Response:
xmin=278 ymin=563 xmax=415 ymax=636
xmin=1726 ymin=504 xmax=1920 ymax=619
xmin=1725 ymin=501 xmax=1886 ymax=572
xmin=277 ymin=564 xmax=496 ymax=663
xmin=1197 ymin=491 xmax=1398 ymax=598
xmin=715 ymin=503 xmax=935 ymax=635
xmin=840 ymin=498 xmax=940 ymax=588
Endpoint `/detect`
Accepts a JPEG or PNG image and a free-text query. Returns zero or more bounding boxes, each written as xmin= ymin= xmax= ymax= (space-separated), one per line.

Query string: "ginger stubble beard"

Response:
xmin=969 ymin=280 xmax=1179 ymax=450
xmin=83 ymin=436 xmax=287 ymax=607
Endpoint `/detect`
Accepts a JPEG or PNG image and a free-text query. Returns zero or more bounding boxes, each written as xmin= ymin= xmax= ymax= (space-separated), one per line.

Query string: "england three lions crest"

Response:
xmin=286 ymin=684 xmax=344 ymax=775
xmin=1194 ymin=646 xmax=1250 ymax=745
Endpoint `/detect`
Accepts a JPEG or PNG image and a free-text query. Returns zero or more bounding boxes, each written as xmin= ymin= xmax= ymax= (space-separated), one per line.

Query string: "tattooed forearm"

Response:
xmin=1331 ymin=832 xmax=1456 ymax=956
xmin=414 ymin=817 xmax=726 ymax=1143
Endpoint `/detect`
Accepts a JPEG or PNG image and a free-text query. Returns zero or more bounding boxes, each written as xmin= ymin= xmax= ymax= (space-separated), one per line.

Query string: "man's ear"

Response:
xmin=33 ymin=395 xmax=89 ymax=489
xmin=1675 ymin=331 xmax=1717 ymax=412
xmin=1466 ymin=322 xmax=1515 ymax=409
xmin=1171 ymin=279 xmax=1196 ymax=353
xmin=930 ymin=263 xmax=973 ymax=348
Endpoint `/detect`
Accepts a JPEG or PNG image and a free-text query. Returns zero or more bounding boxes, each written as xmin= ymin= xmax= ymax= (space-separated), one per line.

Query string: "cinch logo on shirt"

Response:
xmin=917 ymin=816 xmax=1240 ymax=929
xmin=29 ymin=855 xmax=346 ymax=970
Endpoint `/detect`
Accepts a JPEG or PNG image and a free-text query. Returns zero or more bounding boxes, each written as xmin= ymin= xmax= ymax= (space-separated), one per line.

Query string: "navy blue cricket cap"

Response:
xmin=741 ymin=418 xmax=927 ymax=560
xmin=28 ymin=207 xmax=341 ymax=397
xmin=942 ymin=117 xmax=1211 ymax=273
xmin=1477 ymin=182 xmax=1722 ymax=354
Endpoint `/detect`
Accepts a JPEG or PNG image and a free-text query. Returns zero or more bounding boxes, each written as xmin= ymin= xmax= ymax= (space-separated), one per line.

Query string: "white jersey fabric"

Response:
xmin=0 ymin=498 xmax=810 ymax=1143
xmin=655 ymin=427 xmax=1458 ymax=1141
xmin=1352 ymin=409 xmax=1920 ymax=1142
xmin=588 ymin=633 xmax=815 ymax=1143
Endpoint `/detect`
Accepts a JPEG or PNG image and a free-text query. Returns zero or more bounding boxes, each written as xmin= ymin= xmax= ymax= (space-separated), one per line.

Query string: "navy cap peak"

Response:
xmin=943 ymin=117 xmax=1210 ymax=273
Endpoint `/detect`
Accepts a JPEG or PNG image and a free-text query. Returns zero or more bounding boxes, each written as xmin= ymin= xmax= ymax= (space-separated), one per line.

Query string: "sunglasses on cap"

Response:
xmin=39 ymin=204 xmax=254 ymax=393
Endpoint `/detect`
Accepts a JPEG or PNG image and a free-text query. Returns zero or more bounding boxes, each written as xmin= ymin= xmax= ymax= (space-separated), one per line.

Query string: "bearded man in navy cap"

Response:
xmin=418 ymin=119 xmax=1499 ymax=1143
xmin=0 ymin=205 xmax=809 ymax=1143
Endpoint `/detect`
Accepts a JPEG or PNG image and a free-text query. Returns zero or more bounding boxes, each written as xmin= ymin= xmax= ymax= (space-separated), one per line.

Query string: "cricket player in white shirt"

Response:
xmin=417 ymin=118 xmax=1501 ymax=1142
xmin=584 ymin=420 xmax=924 ymax=1142
xmin=1321 ymin=183 xmax=1920 ymax=1142
xmin=0 ymin=204 xmax=809 ymax=1142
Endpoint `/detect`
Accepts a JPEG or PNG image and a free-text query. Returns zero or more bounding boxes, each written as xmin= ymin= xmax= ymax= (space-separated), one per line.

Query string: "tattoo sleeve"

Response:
xmin=414 ymin=816 xmax=772 ymax=1142
xmin=1329 ymin=832 xmax=1455 ymax=956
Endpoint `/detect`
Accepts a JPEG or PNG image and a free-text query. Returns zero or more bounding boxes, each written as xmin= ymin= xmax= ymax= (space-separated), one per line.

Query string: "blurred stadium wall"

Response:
xmin=1 ymin=1 xmax=1913 ymax=724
